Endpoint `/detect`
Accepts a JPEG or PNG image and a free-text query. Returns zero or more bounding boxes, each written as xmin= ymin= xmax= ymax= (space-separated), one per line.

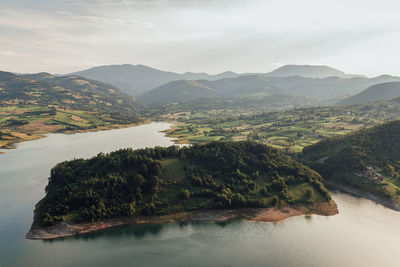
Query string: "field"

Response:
xmin=0 ymin=104 xmax=123 ymax=149
xmin=163 ymin=98 xmax=400 ymax=153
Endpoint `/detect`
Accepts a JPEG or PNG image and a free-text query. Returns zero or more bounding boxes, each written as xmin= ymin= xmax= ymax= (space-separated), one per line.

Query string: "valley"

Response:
xmin=2 ymin=63 xmax=400 ymax=237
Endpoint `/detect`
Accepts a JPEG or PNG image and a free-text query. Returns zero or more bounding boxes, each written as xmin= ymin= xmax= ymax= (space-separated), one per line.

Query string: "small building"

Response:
xmin=364 ymin=166 xmax=374 ymax=178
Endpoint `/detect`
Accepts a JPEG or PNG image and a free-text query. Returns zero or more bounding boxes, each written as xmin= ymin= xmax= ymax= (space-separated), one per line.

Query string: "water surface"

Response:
xmin=1 ymin=122 xmax=399 ymax=267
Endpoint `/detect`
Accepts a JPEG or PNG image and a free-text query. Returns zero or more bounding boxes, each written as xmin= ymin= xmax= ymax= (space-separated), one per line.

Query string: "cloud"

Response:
xmin=0 ymin=50 xmax=29 ymax=57
xmin=0 ymin=0 xmax=400 ymax=76
xmin=54 ymin=11 xmax=154 ymax=28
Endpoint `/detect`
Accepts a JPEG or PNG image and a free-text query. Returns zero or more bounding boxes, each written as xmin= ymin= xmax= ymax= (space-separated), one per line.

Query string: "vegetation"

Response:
xmin=140 ymin=72 xmax=400 ymax=105
xmin=0 ymin=71 xmax=144 ymax=149
xmin=32 ymin=141 xmax=332 ymax=227
xmin=161 ymin=96 xmax=400 ymax=152
xmin=300 ymin=120 xmax=400 ymax=203
xmin=341 ymin=82 xmax=400 ymax=105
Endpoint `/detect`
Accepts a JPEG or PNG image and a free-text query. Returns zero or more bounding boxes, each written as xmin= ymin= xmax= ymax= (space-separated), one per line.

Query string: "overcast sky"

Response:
xmin=1 ymin=0 xmax=399 ymax=76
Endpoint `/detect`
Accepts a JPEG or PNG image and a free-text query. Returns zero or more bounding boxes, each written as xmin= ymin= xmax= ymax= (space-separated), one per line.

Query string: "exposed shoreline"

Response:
xmin=26 ymin=201 xmax=338 ymax=240
xmin=326 ymin=180 xmax=400 ymax=211
xmin=0 ymin=121 xmax=152 ymax=153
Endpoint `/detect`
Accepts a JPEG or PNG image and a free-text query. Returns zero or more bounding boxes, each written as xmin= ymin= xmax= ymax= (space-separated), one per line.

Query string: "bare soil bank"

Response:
xmin=26 ymin=201 xmax=338 ymax=240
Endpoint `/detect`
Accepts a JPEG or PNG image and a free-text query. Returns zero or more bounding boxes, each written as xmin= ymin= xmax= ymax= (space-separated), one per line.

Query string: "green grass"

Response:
xmin=161 ymin=158 xmax=186 ymax=182
xmin=189 ymin=135 xmax=223 ymax=143
xmin=288 ymin=183 xmax=325 ymax=203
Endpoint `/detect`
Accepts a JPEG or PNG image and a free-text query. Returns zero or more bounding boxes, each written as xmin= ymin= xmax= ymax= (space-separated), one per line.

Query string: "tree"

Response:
xmin=304 ymin=188 xmax=314 ymax=202
xmin=180 ymin=189 xmax=191 ymax=200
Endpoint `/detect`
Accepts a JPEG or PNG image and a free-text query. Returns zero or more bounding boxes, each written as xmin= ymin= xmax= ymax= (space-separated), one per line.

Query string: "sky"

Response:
xmin=0 ymin=0 xmax=399 ymax=76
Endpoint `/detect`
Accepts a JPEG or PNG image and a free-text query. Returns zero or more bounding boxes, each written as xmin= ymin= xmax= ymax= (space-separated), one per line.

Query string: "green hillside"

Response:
xmin=0 ymin=71 xmax=143 ymax=149
xmin=301 ymin=120 xmax=400 ymax=207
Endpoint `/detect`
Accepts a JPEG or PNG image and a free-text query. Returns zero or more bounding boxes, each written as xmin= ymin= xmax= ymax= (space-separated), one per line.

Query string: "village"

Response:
xmin=355 ymin=166 xmax=385 ymax=184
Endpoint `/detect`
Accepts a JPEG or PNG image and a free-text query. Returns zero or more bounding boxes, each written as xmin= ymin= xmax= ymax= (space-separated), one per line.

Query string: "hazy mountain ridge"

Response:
xmin=69 ymin=64 xmax=241 ymax=96
xmin=266 ymin=65 xmax=348 ymax=78
xmin=140 ymin=73 xmax=400 ymax=105
xmin=340 ymin=82 xmax=400 ymax=105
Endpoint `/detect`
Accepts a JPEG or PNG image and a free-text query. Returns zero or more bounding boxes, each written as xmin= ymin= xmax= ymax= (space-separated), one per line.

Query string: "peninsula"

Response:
xmin=27 ymin=141 xmax=337 ymax=239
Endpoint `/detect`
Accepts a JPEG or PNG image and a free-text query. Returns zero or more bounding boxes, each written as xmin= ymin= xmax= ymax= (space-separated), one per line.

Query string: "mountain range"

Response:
xmin=139 ymin=74 xmax=400 ymax=105
xmin=69 ymin=64 xmax=241 ymax=96
xmin=12 ymin=64 xmax=400 ymax=109
xmin=70 ymin=64 xmax=368 ymax=97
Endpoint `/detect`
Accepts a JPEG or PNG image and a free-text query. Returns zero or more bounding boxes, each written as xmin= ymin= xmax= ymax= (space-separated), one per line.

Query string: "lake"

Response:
xmin=1 ymin=122 xmax=400 ymax=267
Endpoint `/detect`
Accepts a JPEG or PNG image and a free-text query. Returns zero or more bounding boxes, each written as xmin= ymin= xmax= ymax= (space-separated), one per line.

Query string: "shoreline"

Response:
xmin=0 ymin=120 xmax=152 ymax=154
xmin=326 ymin=180 xmax=400 ymax=211
xmin=160 ymin=121 xmax=191 ymax=145
xmin=26 ymin=201 xmax=338 ymax=240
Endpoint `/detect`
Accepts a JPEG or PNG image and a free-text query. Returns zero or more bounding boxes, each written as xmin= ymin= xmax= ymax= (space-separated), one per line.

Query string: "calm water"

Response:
xmin=1 ymin=122 xmax=400 ymax=267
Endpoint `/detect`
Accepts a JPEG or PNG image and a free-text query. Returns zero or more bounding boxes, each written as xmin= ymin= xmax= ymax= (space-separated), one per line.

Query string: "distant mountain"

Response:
xmin=140 ymin=80 xmax=217 ymax=104
xmin=340 ymin=82 xmax=400 ymax=105
xmin=69 ymin=64 xmax=240 ymax=96
xmin=0 ymin=71 xmax=141 ymax=115
xmin=140 ymin=74 xmax=400 ymax=105
xmin=265 ymin=65 xmax=348 ymax=78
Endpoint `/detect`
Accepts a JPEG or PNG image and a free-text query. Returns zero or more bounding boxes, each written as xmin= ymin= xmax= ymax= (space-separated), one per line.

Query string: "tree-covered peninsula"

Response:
xmin=29 ymin=142 xmax=335 ymax=237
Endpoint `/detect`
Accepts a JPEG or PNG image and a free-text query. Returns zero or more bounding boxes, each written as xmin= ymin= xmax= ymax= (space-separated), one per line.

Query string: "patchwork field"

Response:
xmin=0 ymin=105 xmax=133 ymax=149
xmin=163 ymin=98 xmax=400 ymax=153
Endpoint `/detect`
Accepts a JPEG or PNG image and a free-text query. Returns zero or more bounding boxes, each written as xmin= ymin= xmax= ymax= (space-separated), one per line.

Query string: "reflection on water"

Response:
xmin=48 ymin=224 xmax=166 ymax=243
xmin=47 ymin=221 xmax=237 ymax=244
xmin=2 ymin=122 xmax=400 ymax=267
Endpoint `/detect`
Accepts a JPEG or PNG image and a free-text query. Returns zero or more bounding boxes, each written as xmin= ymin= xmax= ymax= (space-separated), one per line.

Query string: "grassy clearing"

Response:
xmin=0 ymin=104 xmax=136 ymax=150
xmin=289 ymin=184 xmax=325 ymax=203
xmin=161 ymin=158 xmax=185 ymax=182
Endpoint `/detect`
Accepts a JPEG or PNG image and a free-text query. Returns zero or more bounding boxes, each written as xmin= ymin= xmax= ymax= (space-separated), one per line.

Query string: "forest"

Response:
xmin=33 ymin=141 xmax=332 ymax=227
xmin=300 ymin=120 xmax=400 ymax=203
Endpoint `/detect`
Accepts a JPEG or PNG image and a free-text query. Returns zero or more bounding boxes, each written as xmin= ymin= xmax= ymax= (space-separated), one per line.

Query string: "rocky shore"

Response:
xmin=326 ymin=181 xmax=400 ymax=211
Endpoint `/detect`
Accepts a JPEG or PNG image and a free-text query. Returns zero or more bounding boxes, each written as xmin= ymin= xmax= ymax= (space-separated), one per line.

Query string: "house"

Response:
xmin=362 ymin=167 xmax=385 ymax=183
xmin=364 ymin=166 xmax=374 ymax=178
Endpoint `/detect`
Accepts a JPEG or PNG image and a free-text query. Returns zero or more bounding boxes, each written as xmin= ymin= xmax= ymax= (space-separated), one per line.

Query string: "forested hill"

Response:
xmin=301 ymin=120 xmax=400 ymax=180
xmin=340 ymin=82 xmax=400 ymax=105
xmin=32 ymin=141 xmax=332 ymax=227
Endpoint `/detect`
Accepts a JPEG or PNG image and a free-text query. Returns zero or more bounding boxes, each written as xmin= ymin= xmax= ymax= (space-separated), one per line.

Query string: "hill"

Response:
xmin=266 ymin=65 xmax=348 ymax=78
xmin=0 ymin=71 xmax=141 ymax=116
xmin=27 ymin=141 xmax=335 ymax=238
xmin=140 ymin=79 xmax=217 ymax=104
xmin=0 ymin=71 xmax=142 ymax=149
xmin=340 ymin=82 xmax=400 ymax=105
xmin=140 ymin=74 xmax=400 ymax=105
xmin=300 ymin=120 xmax=400 ymax=209
xmin=70 ymin=64 xmax=240 ymax=96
